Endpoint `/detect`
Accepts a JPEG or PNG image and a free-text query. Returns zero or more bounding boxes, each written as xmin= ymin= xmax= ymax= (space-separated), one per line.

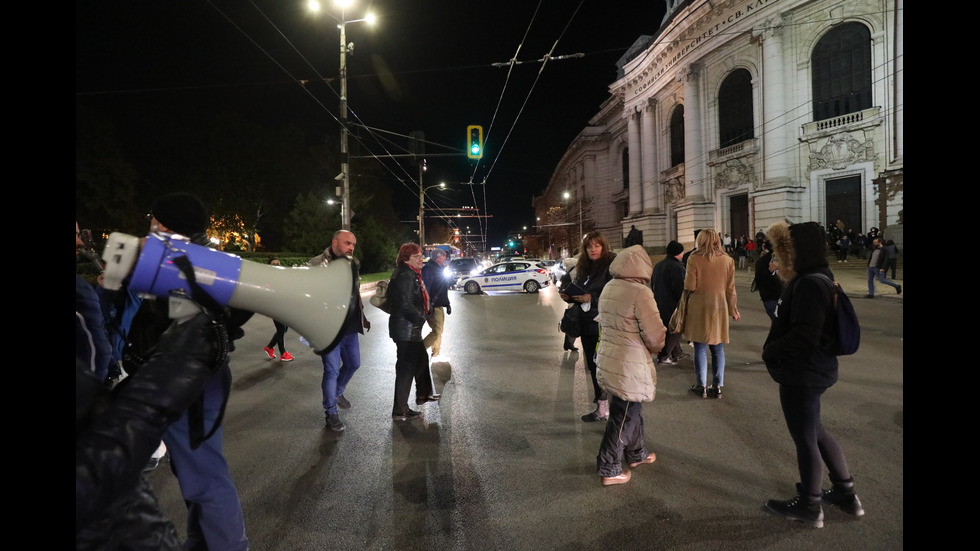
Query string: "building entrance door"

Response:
xmin=729 ymin=194 xmax=748 ymax=241
xmin=826 ymin=175 xmax=862 ymax=232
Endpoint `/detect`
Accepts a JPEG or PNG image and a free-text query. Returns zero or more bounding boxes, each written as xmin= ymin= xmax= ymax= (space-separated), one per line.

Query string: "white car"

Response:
xmin=457 ymin=261 xmax=552 ymax=294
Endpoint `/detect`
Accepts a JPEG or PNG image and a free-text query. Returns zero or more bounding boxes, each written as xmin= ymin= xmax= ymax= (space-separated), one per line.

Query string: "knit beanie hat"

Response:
xmin=150 ymin=192 xmax=210 ymax=236
xmin=666 ymin=240 xmax=684 ymax=257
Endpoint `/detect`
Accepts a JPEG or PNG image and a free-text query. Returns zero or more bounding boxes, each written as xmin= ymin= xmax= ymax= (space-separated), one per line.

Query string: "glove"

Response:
xmin=446 ymin=305 xmax=452 ymax=315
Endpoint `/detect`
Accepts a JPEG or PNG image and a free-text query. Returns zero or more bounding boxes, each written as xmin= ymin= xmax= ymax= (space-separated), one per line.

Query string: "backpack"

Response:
xmin=369 ymin=280 xmax=392 ymax=314
xmin=802 ymin=273 xmax=860 ymax=355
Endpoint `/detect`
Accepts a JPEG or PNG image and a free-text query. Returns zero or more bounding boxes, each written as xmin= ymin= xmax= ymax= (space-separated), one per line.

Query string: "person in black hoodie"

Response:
xmin=762 ymin=221 xmax=864 ymax=528
xmin=753 ymin=240 xmax=783 ymax=324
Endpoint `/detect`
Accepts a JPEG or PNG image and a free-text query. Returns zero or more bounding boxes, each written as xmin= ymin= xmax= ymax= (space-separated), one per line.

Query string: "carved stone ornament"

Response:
xmin=663 ymin=177 xmax=686 ymax=204
xmin=715 ymin=159 xmax=756 ymax=190
xmin=809 ymin=131 xmax=876 ymax=171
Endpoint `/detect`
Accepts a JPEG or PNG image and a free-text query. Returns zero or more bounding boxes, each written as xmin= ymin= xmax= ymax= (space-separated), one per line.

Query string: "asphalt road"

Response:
xmin=147 ymin=276 xmax=903 ymax=550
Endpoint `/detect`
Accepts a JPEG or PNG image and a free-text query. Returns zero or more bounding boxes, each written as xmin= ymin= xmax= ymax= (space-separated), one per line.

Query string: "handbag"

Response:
xmin=668 ymin=289 xmax=692 ymax=334
xmin=369 ymin=280 xmax=393 ymax=314
xmin=559 ymin=303 xmax=582 ymax=338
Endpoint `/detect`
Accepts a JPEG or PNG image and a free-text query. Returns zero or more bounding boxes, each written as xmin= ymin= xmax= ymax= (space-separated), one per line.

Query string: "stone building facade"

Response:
xmin=532 ymin=0 xmax=903 ymax=254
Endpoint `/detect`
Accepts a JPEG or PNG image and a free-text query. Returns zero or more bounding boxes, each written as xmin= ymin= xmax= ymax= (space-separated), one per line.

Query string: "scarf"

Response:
xmin=409 ymin=264 xmax=430 ymax=315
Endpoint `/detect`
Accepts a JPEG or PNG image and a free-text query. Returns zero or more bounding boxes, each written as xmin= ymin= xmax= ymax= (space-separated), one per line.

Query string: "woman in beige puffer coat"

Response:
xmin=594 ymin=245 xmax=666 ymax=485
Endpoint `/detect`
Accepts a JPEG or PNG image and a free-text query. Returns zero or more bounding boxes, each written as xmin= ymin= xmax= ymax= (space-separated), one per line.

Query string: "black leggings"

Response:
xmin=778 ymin=384 xmax=852 ymax=497
xmin=266 ymin=320 xmax=288 ymax=353
xmin=581 ymin=333 xmax=607 ymax=402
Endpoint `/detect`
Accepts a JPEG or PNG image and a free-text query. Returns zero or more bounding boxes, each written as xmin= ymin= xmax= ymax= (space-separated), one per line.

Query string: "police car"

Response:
xmin=456 ymin=260 xmax=552 ymax=294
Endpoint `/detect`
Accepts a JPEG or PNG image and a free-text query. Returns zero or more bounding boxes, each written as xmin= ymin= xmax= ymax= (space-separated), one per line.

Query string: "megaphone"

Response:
xmin=101 ymin=232 xmax=354 ymax=354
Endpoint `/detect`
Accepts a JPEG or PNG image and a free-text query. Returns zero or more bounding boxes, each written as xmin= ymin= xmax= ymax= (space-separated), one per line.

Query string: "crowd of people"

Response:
xmin=557 ymin=223 xmax=871 ymax=528
xmin=78 ymin=193 xmax=880 ymax=546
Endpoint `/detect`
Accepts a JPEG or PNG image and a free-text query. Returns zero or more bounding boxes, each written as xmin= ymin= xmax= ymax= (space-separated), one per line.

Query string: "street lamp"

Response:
xmin=308 ymin=0 xmax=375 ymax=231
xmin=419 ymin=175 xmax=446 ymax=248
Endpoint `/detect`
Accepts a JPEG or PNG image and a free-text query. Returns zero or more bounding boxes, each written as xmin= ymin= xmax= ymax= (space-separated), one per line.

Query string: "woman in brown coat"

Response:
xmin=682 ymin=229 xmax=740 ymax=398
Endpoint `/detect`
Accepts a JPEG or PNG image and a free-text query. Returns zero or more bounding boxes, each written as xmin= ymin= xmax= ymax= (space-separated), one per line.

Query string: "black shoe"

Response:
xmin=864 ymin=294 xmax=875 ymax=299
xmin=658 ymin=357 xmax=677 ymax=365
xmin=337 ymin=395 xmax=352 ymax=409
xmin=822 ymin=481 xmax=865 ymax=516
xmin=673 ymin=352 xmax=691 ymax=361
xmin=142 ymin=456 xmax=161 ymax=472
xmin=104 ymin=375 xmax=120 ymax=388
xmin=689 ymin=384 xmax=707 ymax=398
xmin=325 ymin=413 xmax=345 ymax=432
xmin=416 ymin=394 xmax=441 ymax=406
xmin=580 ymin=408 xmax=606 ymax=422
xmin=708 ymin=386 xmax=722 ymax=399
xmin=392 ymin=410 xmax=422 ymax=421
xmin=896 ymin=285 xmax=901 ymax=295
xmin=765 ymin=493 xmax=824 ymax=528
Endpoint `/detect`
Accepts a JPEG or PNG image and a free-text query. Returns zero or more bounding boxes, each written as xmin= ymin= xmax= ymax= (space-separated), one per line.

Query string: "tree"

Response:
xmin=283 ymin=192 xmax=339 ymax=255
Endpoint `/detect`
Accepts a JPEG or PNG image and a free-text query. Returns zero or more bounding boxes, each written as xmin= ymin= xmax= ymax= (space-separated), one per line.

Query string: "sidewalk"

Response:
xmin=732 ymin=253 xmax=903 ymax=300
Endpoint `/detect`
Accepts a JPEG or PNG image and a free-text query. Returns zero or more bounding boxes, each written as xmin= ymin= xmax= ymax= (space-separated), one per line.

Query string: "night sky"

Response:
xmin=76 ymin=0 xmax=667 ymax=247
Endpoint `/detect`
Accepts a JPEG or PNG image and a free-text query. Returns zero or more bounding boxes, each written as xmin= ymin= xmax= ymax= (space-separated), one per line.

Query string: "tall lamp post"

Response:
xmin=309 ymin=0 xmax=375 ymax=231
xmin=419 ymin=177 xmax=446 ymax=249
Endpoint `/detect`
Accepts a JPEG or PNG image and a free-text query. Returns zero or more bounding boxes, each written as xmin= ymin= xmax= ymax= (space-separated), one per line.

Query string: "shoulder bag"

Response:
xmin=668 ymin=289 xmax=692 ymax=334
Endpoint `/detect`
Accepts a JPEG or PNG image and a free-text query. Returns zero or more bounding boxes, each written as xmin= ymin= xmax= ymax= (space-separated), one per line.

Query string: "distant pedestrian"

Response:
xmin=865 ymin=237 xmax=901 ymax=298
xmin=836 ymin=234 xmax=850 ymax=263
xmin=882 ymin=239 xmax=899 ymax=280
xmin=651 ymin=240 xmax=686 ymax=365
xmin=263 ymin=258 xmax=294 ymax=362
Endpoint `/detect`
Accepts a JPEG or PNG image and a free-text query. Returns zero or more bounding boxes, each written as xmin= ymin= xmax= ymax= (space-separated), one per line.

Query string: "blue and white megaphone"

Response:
xmin=101 ymin=232 xmax=354 ymax=354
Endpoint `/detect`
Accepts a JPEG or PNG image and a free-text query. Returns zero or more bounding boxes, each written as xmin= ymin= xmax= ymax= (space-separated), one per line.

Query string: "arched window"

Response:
xmin=670 ymin=105 xmax=685 ymax=167
xmin=621 ymin=148 xmax=629 ymax=190
xmin=812 ymin=23 xmax=872 ymax=121
xmin=718 ymin=69 xmax=754 ymax=148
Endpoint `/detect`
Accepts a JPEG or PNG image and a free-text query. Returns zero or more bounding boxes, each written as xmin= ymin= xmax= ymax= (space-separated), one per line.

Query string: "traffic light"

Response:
xmin=467 ymin=125 xmax=483 ymax=159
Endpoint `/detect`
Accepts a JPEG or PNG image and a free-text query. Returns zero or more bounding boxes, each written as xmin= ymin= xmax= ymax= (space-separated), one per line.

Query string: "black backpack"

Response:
xmin=802 ymin=273 xmax=860 ymax=355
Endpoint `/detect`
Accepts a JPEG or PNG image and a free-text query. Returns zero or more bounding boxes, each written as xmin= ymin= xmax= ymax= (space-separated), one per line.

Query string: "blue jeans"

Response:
xmin=321 ymin=332 xmax=361 ymax=415
xmin=163 ymin=381 xmax=248 ymax=551
xmin=693 ymin=342 xmax=725 ymax=387
xmin=867 ymin=267 xmax=900 ymax=296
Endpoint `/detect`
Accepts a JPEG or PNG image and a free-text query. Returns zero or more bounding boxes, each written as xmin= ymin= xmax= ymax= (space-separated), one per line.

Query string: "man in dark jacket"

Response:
xmin=421 ymin=249 xmax=452 ymax=358
xmin=77 ymin=310 xmax=225 ymax=550
xmin=651 ymin=240 xmax=686 ymax=364
xmin=762 ymin=221 xmax=864 ymax=528
xmin=123 ymin=192 xmax=250 ymax=550
xmin=309 ymin=230 xmax=371 ymax=432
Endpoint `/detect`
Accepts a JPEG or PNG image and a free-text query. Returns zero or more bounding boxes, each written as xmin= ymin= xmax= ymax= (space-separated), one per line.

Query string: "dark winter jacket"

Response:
xmin=762 ymin=221 xmax=838 ymax=388
xmin=754 ymin=250 xmax=784 ymax=303
xmin=76 ymin=312 xmax=223 ymax=549
xmin=421 ymin=259 xmax=451 ymax=309
xmin=568 ymin=255 xmax=615 ymax=336
xmin=650 ymin=255 xmax=685 ymax=327
xmin=387 ymin=263 xmax=427 ymax=342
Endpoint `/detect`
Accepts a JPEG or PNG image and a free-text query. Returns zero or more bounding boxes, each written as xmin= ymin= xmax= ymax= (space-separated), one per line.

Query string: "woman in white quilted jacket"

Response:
xmin=593 ymin=245 xmax=667 ymax=486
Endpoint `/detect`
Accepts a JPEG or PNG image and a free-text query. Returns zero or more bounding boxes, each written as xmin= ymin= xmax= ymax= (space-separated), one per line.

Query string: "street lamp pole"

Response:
xmin=339 ymin=14 xmax=351 ymax=230
xmin=419 ymin=178 xmax=446 ymax=250
xmin=418 ymin=159 xmax=426 ymax=246
xmin=309 ymin=1 xmax=374 ymax=231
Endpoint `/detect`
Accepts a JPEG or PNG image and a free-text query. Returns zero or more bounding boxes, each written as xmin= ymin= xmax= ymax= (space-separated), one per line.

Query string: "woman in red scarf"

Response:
xmin=387 ymin=243 xmax=440 ymax=420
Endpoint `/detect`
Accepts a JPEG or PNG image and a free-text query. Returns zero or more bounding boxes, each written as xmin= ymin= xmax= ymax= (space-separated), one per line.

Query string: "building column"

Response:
xmin=753 ymin=16 xmax=789 ymax=185
xmin=641 ymin=99 xmax=658 ymax=213
xmin=682 ymin=63 xmax=705 ymax=200
xmin=627 ymin=109 xmax=643 ymax=215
